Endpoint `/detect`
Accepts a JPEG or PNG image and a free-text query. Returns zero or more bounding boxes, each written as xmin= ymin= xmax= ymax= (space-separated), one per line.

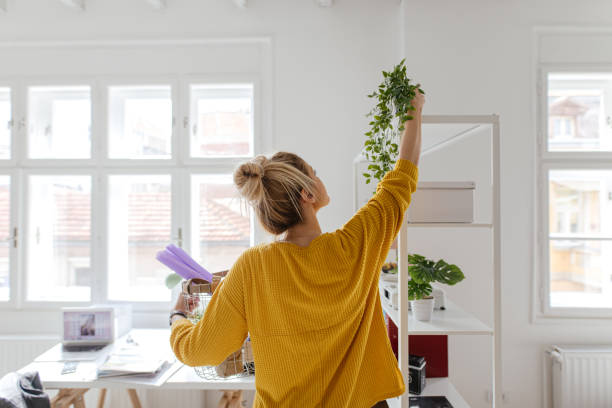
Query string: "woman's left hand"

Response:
xmin=173 ymin=292 xmax=198 ymax=314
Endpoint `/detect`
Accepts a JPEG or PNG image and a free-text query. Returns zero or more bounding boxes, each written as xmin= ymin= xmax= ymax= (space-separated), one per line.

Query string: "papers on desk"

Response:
xmin=97 ymin=354 xmax=169 ymax=378
xmin=97 ymin=339 xmax=172 ymax=379
xmin=35 ymin=343 xmax=112 ymax=362
xmin=25 ymin=329 xmax=184 ymax=388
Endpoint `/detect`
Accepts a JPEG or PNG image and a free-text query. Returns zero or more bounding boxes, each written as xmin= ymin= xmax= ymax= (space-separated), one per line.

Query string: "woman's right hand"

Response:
xmin=399 ymin=89 xmax=425 ymax=165
xmin=410 ymin=88 xmax=425 ymax=116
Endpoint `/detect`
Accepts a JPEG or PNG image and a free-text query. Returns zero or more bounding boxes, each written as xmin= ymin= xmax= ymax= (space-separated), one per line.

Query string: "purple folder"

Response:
xmin=166 ymin=244 xmax=213 ymax=282
xmin=156 ymin=250 xmax=200 ymax=280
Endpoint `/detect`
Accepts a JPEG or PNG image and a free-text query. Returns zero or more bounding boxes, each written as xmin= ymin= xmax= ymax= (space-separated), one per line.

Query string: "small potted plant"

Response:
xmin=166 ymin=272 xmax=183 ymax=305
xmin=362 ymin=59 xmax=424 ymax=185
xmin=408 ymin=254 xmax=465 ymax=322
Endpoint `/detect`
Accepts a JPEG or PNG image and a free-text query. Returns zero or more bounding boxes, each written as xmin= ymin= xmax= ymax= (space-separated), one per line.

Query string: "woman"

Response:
xmin=169 ymin=92 xmax=424 ymax=407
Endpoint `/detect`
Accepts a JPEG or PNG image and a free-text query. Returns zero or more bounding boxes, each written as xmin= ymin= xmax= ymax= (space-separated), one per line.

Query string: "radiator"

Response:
xmin=0 ymin=335 xmax=58 ymax=376
xmin=0 ymin=336 xmax=255 ymax=407
xmin=550 ymin=345 xmax=612 ymax=408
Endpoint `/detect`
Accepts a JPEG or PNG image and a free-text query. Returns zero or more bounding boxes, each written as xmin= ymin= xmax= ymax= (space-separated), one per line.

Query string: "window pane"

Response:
xmin=549 ymin=170 xmax=612 ymax=236
xmin=0 ymin=176 xmax=9 ymax=301
xmin=190 ymin=84 xmax=253 ymax=157
xmin=27 ymin=176 xmax=91 ymax=301
xmin=108 ymin=86 xmax=172 ymax=159
xmin=0 ymin=88 xmax=10 ymax=159
xmin=28 ymin=86 xmax=91 ymax=159
xmin=550 ymin=240 xmax=612 ymax=308
xmin=108 ymin=175 xmax=171 ymax=301
xmin=547 ymin=73 xmax=612 ymax=152
xmin=191 ymin=174 xmax=250 ymax=272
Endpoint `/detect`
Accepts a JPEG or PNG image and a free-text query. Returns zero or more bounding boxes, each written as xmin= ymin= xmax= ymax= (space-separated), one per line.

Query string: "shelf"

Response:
xmin=164 ymin=365 xmax=256 ymax=390
xmin=380 ymin=291 xmax=492 ymax=335
xmin=387 ymin=378 xmax=470 ymax=408
xmin=406 ymin=223 xmax=493 ymax=228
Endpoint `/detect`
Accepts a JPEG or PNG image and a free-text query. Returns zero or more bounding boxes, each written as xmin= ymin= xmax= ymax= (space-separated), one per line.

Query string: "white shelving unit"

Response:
xmin=380 ymin=296 xmax=493 ymax=336
xmin=387 ymin=378 xmax=471 ymax=408
xmin=354 ymin=115 xmax=501 ymax=408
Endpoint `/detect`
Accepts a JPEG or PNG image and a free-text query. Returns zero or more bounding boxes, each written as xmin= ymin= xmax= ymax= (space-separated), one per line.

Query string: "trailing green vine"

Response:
xmin=363 ymin=59 xmax=425 ymax=184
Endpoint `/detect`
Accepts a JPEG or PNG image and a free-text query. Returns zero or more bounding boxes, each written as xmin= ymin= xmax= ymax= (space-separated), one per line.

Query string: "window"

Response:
xmin=540 ymin=72 xmax=612 ymax=315
xmin=26 ymin=175 xmax=92 ymax=301
xmin=107 ymin=174 xmax=172 ymax=301
xmin=28 ymin=86 xmax=91 ymax=159
xmin=0 ymin=88 xmax=10 ymax=159
xmin=1 ymin=79 xmax=258 ymax=308
xmin=548 ymin=170 xmax=612 ymax=308
xmin=190 ymin=174 xmax=251 ymax=272
xmin=108 ymin=86 xmax=173 ymax=159
xmin=189 ymin=84 xmax=253 ymax=157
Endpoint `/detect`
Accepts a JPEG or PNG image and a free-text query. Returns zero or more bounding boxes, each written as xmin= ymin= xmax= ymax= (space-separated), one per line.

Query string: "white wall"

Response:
xmin=400 ymin=0 xmax=612 ymax=407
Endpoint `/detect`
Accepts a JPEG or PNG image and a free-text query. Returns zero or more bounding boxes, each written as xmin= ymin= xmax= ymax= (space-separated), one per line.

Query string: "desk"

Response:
xmin=18 ymin=329 xmax=255 ymax=408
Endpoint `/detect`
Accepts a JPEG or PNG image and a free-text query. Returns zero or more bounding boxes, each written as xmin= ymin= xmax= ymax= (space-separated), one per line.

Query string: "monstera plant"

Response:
xmin=407 ymin=254 xmax=465 ymax=321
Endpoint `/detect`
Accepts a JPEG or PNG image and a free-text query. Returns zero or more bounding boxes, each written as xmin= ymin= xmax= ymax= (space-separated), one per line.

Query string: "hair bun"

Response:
xmin=234 ymin=156 xmax=267 ymax=203
xmin=241 ymin=161 xmax=264 ymax=179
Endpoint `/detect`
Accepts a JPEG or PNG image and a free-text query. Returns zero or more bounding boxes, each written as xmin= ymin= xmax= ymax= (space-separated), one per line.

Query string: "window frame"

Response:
xmin=0 ymin=169 xmax=19 ymax=309
xmin=0 ymin=73 xmax=264 ymax=312
xmin=0 ymin=80 xmax=19 ymax=169
xmin=536 ymin=64 xmax=612 ymax=319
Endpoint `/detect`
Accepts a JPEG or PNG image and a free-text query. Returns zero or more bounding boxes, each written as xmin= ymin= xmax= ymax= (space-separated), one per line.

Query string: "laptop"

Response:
xmin=62 ymin=306 xmax=115 ymax=351
xmin=35 ymin=306 xmax=125 ymax=363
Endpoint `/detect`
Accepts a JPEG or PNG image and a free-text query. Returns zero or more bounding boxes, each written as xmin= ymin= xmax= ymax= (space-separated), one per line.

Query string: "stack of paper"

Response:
xmin=97 ymin=351 xmax=169 ymax=378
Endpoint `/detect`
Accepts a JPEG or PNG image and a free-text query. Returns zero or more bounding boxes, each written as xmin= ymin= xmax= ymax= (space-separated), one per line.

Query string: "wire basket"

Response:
xmin=182 ymin=277 xmax=255 ymax=380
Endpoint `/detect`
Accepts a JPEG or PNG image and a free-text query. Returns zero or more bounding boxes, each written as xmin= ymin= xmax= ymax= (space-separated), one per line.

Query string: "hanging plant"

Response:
xmin=363 ymin=59 xmax=425 ymax=184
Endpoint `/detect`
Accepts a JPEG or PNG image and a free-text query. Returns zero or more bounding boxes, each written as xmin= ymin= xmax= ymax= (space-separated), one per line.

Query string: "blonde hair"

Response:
xmin=233 ymin=152 xmax=316 ymax=235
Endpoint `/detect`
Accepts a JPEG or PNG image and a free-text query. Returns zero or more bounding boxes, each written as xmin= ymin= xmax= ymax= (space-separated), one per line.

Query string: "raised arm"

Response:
xmin=335 ymin=92 xmax=425 ymax=269
xmin=400 ymin=92 xmax=424 ymax=165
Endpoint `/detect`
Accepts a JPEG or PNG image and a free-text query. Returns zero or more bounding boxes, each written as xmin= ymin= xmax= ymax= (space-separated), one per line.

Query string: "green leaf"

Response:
xmin=432 ymin=260 xmax=465 ymax=285
xmin=408 ymin=254 xmax=465 ymax=286
xmin=408 ymin=279 xmax=433 ymax=300
xmin=165 ymin=273 xmax=182 ymax=290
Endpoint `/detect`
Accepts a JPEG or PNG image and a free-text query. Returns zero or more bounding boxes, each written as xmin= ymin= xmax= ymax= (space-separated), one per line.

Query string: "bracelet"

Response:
xmin=169 ymin=310 xmax=187 ymax=327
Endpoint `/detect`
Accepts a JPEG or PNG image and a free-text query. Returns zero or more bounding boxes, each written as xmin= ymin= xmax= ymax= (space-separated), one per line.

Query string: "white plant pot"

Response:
xmin=411 ymin=298 xmax=435 ymax=322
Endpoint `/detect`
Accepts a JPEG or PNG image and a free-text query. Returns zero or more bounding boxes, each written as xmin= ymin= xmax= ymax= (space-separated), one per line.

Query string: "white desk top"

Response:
xmin=19 ymin=329 xmax=255 ymax=390
xmin=20 ymin=329 xmax=184 ymax=389
xmin=164 ymin=366 xmax=255 ymax=390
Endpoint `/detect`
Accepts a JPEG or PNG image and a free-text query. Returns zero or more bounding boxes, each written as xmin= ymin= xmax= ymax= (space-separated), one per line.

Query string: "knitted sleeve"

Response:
xmin=334 ymin=159 xmax=418 ymax=269
xmin=170 ymin=254 xmax=248 ymax=367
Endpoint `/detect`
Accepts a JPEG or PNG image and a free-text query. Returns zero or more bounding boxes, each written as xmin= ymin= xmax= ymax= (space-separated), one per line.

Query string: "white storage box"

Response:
xmin=407 ymin=182 xmax=475 ymax=223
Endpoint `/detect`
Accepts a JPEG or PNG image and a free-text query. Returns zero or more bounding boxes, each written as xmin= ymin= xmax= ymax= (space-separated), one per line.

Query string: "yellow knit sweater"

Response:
xmin=171 ymin=159 xmax=418 ymax=407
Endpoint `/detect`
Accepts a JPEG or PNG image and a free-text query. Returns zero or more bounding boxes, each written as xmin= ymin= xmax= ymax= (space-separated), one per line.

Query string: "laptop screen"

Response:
xmin=63 ymin=310 xmax=113 ymax=342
